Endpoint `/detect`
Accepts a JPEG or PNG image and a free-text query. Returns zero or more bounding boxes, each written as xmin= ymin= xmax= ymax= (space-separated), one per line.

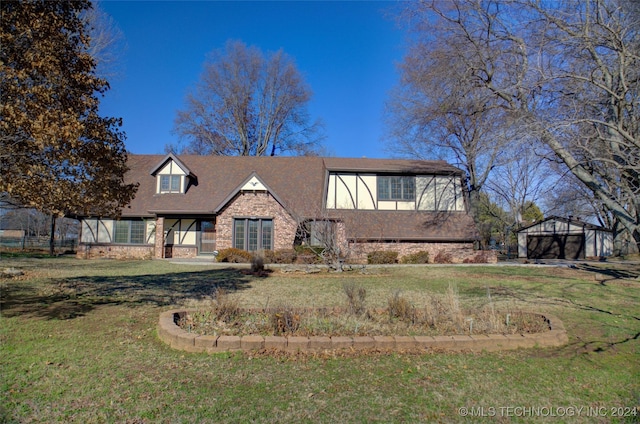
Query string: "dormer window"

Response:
xmin=150 ymin=153 xmax=196 ymax=195
xmin=160 ymin=175 xmax=182 ymax=193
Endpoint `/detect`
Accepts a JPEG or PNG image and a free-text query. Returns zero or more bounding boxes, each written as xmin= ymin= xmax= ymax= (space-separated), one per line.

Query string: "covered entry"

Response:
xmin=517 ymin=216 xmax=613 ymax=259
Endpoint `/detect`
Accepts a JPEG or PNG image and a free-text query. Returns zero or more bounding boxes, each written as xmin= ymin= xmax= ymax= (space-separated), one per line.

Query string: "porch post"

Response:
xmin=155 ymin=217 xmax=165 ymax=259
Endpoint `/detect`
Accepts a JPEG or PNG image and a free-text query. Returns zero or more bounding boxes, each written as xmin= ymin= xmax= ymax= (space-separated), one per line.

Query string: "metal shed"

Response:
xmin=517 ymin=216 xmax=613 ymax=259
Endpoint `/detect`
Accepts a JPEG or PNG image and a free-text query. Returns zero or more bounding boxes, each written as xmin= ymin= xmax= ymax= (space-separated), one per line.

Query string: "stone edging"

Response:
xmin=158 ymin=309 xmax=569 ymax=353
xmin=158 ymin=309 xmax=568 ymax=354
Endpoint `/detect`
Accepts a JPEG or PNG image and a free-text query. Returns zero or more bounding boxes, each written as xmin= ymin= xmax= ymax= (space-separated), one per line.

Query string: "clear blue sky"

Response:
xmin=98 ymin=1 xmax=407 ymax=158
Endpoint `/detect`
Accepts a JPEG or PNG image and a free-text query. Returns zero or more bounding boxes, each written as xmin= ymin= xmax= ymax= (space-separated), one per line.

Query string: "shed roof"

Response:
xmin=516 ymin=215 xmax=612 ymax=233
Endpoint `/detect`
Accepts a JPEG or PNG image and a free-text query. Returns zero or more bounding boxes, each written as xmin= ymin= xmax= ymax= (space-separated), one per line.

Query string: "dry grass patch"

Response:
xmin=179 ymin=283 xmax=549 ymax=337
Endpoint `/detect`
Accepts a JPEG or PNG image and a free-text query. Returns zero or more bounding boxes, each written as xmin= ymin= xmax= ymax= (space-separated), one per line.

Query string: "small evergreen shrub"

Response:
xmin=367 ymin=250 xmax=398 ymax=264
xmin=216 ymin=248 xmax=253 ymax=263
xmin=400 ymin=251 xmax=430 ymax=264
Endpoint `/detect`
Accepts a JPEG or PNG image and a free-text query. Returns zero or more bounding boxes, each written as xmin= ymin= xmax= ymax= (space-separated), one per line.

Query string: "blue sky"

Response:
xmin=98 ymin=1 xmax=407 ymax=158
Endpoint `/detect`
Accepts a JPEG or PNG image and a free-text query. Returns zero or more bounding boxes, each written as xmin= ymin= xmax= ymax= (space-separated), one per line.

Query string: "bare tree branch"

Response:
xmin=173 ymin=40 xmax=324 ymax=156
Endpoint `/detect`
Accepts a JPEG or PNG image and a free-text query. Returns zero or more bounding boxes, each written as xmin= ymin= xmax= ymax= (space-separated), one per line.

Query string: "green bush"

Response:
xmin=400 ymin=251 xmax=430 ymax=264
xmin=216 ymin=248 xmax=253 ymax=263
xmin=367 ymin=250 xmax=398 ymax=264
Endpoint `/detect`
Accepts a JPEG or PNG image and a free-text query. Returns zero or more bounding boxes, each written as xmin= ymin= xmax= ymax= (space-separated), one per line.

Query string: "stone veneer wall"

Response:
xmin=215 ymin=191 xmax=298 ymax=251
xmin=77 ymin=244 xmax=154 ymax=260
xmin=348 ymin=241 xmax=497 ymax=264
xmin=167 ymin=246 xmax=198 ymax=259
xmin=154 ymin=217 xmax=164 ymax=259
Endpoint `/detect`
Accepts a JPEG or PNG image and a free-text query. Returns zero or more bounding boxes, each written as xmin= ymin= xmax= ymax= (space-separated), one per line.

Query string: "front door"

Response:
xmin=199 ymin=220 xmax=217 ymax=254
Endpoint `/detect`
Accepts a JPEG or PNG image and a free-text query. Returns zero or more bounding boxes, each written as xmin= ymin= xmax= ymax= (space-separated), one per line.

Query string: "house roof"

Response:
xmin=327 ymin=210 xmax=478 ymax=241
xmin=516 ymin=215 xmax=612 ymax=233
xmin=149 ymin=153 xmax=196 ymax=179
xmin=119 ymin=154 xmax=477 ymax=241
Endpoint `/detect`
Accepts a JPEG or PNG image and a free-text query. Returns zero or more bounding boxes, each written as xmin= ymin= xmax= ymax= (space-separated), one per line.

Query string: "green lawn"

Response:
xmin=1 ymin=256 xmax=638 ymax=423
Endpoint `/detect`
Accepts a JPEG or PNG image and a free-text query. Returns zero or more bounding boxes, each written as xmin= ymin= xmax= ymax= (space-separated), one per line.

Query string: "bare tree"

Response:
xmin=173 ymin=40 xmax=324 ymax=156
xmin=82 ymin=1 xmax=126 ymax=79
xmin=485 ymin=145 xmax=553 ymax=226
xmin=392 ymin=0 xmax=640 ymax=253
xmin=386 ymin=2 xmax=513 ymax=222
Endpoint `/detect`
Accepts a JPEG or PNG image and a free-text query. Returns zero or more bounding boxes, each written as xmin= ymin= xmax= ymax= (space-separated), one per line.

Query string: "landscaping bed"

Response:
xmin=176 ymin=299 xmax=549 ymax=338
xmin=165 ymin=284 xmax=560 ymax=354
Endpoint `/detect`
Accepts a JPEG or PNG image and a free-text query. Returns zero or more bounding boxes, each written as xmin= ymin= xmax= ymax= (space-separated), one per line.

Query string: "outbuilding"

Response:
xmin=517 ymin=216 xmax=613 ymax=260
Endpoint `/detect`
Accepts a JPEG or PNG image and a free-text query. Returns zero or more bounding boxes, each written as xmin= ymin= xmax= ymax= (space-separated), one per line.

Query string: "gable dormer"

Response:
xmin=149 ymin=153 xmax=197 ymax=194
xmin=213 ymin=171 xmax=287 ymax=213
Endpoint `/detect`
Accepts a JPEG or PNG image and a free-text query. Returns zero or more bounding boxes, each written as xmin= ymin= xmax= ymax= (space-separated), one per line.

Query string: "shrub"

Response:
xmin=367 ymin=250 xmax=398 ymax=264
xmin=263 ymin=249 xmax=297 ymax=264
xmin=462 ymin=251 xmax=495 ymax=264
xmin=294 ymin=245 xmax=323 ymax=264
xmin=343 ymin=282 xmax=367 ymax=315
xmin=400 ymin=251 xmax=430 ymax=264
xmin=212 ymin=288 xmax=240 ymax=322
xmin=387 ymin=291 xmax=415 ymax=322
xmin=216 ymin=248 xmax=253 ymax=263
xmin=269 ymin=306 xmax=301 ymax=335
xmin=251 ymin=255 xmax=264 ymax=273
xmin=433 ymin=250 xmax=454 ymax=264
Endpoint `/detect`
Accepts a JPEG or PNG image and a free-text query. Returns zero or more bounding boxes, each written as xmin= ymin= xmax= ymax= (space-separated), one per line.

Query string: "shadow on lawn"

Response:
xmin=572 ymin=262 xmax=640 ymax=285
xmin=0 ymin=267 xmax=252 ymax=320
xmin=465 ymin=279 xmax=640 ymax=355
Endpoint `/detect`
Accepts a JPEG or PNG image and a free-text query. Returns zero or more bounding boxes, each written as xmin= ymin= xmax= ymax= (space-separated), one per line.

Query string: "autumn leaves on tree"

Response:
xmin=1 ymin=1 xmax=137 ymax=252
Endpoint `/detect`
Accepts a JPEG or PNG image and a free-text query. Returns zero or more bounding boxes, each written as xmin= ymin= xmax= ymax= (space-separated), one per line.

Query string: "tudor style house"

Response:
xmin=77 ymin=154 xmax=488 ymax=263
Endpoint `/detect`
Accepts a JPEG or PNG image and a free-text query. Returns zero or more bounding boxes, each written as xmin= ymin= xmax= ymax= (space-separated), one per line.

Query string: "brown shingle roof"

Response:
xmin=122 ymin=155 xmax=327 ymax=217
xmin=120 ymin=155 xmax=477 ymax=241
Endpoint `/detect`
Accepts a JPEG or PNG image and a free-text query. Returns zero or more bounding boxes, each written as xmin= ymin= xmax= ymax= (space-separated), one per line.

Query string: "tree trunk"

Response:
xmin=49 ymin=214 xmax=56 ymax=256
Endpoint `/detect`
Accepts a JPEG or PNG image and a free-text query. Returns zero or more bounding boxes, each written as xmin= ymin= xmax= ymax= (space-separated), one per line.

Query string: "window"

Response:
xmin=159 ymin=175 xmax=181 ymax=193
xmin=233 ymin=218 xmax=272 ymax=251
xmin=114 ymin=220 xmax=146 ymax=244
xmin=304 ymin=220 xmax=335 ymax=247
xmin=378 ymin=176 xmax=415 ymax=201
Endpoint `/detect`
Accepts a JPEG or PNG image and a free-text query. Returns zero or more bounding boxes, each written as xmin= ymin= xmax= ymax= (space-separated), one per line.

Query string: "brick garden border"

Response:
xmin=158 ymin=309 xmax=568 ymax=353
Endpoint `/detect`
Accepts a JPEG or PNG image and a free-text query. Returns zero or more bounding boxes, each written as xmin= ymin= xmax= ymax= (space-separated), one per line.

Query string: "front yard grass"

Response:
xmin=1 ymin=256 xmax=638 ymax=423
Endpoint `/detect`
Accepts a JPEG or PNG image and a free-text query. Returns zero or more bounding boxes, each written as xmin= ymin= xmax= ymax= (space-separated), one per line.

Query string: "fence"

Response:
xmin=0 ymin=236 xmax=77 ymax=253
